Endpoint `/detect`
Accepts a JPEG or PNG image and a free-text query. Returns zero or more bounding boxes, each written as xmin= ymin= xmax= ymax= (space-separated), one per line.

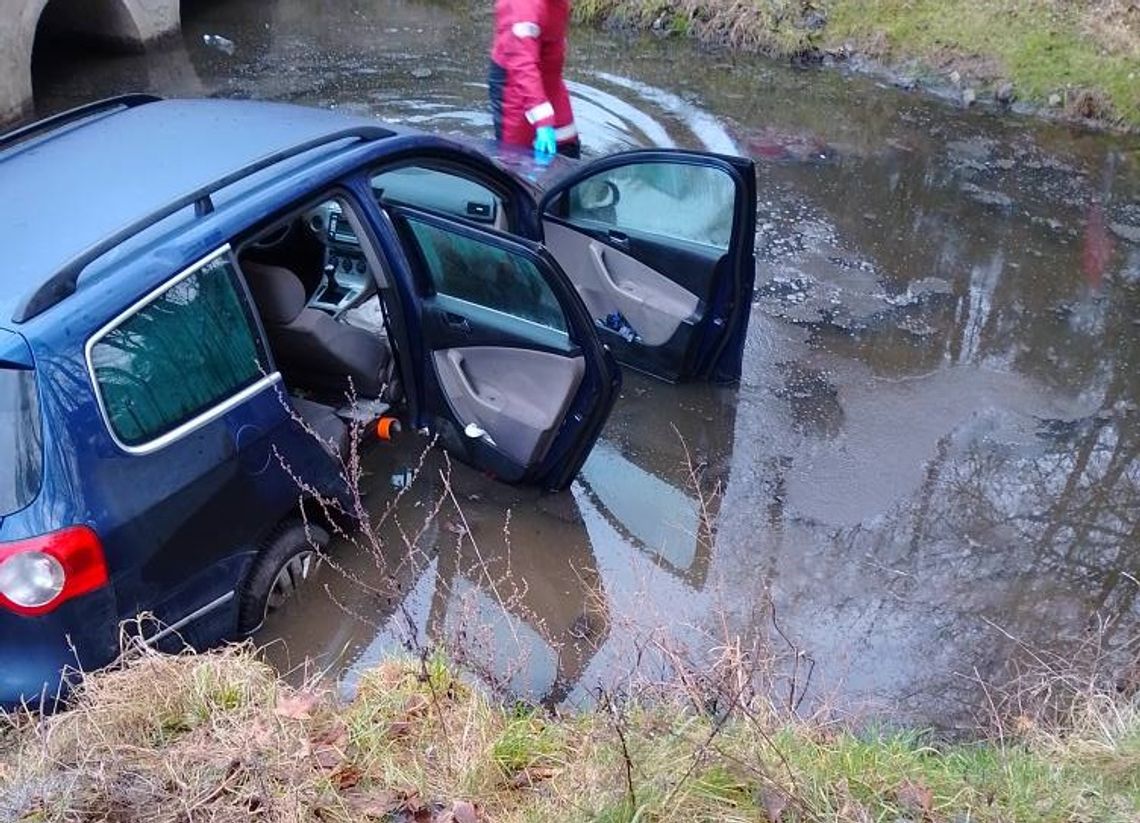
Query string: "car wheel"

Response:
xmin=237 ymin=520 xmax=329 ymax=634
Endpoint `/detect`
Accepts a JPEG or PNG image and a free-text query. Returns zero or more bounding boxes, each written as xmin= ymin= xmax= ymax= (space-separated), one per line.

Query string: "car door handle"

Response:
xmin=607 ymin=229 xmax=630 ymax=248
xmin=446 ymin=350 xmax=501 ymax=413
xmin=589 ymin=242 xmax=643 ymax=303
xmin=443 ymin=312 xmax=471 ymax=331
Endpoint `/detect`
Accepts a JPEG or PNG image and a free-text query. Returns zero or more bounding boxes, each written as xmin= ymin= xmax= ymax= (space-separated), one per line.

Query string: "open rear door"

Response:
xmin=540 ymin=150 xmax=757 ymax=383
xmin=389 ymin=207 xmax=620 ymax=491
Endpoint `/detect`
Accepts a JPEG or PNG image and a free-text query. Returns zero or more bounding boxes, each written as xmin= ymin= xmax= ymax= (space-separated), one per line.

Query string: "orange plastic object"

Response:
xmin=376 ymin=416 xmax=401 ymax=441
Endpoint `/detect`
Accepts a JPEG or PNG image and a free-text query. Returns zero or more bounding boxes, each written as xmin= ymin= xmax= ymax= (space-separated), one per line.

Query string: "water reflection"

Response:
xmin=261 ymin=372 xmax=736 ymax=708
xmin=29 ymin=0 xmax=1140 ymax=725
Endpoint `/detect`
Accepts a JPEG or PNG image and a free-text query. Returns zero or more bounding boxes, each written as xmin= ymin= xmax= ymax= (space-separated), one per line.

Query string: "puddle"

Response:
xmin=32 ymin=0 xmax=1140 ymax=727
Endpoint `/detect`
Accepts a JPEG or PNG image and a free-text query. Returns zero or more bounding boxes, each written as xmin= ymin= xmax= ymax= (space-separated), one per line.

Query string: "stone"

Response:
xmin=1110 ymin=222 xmax=1140 ymax=244
xmin=949 ymin=70 xmax=962 ymax=87
xmin=410 ymin=67 xmax=433 ymax=79
xmin=995 ymin=82 xmax=1016 ymax=105
xmin=962 ymin=88 xmax=977 ymax=107
xmin=960 ymin=182 xmax=1014 ymax=212
xmin=1049 ymin=93 xmax=1064 ymax=108
xmin=802 ymin=10 xmax=827 ymax=31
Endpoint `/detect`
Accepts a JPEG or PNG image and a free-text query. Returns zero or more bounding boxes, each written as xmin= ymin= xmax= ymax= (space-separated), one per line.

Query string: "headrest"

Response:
xmin=242 ymin=262 xmax=307 ymax=325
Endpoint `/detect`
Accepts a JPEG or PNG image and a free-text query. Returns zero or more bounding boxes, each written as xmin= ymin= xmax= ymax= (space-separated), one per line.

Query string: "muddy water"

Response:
xmin=34 ymin=0 xmax=1140 ymax=727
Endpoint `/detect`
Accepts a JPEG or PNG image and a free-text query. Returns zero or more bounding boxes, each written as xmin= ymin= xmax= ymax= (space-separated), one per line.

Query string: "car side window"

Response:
xmin=89 ymin=251 xmax=271 ymax=449
xmin=566 ymin=162 xmax=736 ymax=250
xmin=373 ymin=166 xmax=508 ymax=231
xmin=404 ymin=216 xmax=568 ymax=334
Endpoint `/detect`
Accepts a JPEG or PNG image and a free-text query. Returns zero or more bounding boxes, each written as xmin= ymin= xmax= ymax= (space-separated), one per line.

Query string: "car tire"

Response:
xmin=237 ymin=520 xmax=329 ymax=634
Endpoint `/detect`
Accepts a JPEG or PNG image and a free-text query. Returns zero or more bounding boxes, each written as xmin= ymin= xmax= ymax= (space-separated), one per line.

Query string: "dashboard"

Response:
xmin=296 ymin=167 xmax=505 ymax=316
xmin=304 ymin=202 xmax=371 ymax=316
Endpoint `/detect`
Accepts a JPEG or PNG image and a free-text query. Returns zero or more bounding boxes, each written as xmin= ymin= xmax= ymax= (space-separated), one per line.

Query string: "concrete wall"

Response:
xmin=0 ymin=0 xmax=181 ymax=124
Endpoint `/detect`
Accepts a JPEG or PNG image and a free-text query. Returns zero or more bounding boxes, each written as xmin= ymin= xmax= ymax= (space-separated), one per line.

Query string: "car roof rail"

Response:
xmin=12 ymin=124 xmax=393 ymax=324
xmin=0 ymin=94 xmax=162 ymax=155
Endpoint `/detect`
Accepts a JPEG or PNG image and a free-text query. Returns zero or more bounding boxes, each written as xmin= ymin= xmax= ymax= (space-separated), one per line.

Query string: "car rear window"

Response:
xmin=0 ymin=368 xmax=43 ymax=516
xmin=89 ymin=253 xmax=271 ymax=449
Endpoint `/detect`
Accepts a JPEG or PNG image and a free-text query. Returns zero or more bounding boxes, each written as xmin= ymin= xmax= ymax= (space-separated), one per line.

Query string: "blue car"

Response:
xmin=0 ymin=95 xmax=756 ymax=709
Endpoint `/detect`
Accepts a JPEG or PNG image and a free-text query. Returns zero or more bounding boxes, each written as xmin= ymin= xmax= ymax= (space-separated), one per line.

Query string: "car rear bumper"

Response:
xmin=0 ymin=586 xmax=119 ymax=711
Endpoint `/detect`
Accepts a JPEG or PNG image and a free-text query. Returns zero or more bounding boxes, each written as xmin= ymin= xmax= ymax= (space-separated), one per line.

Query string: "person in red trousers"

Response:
xmin=489 ymin=0 xmax=581 ymax=159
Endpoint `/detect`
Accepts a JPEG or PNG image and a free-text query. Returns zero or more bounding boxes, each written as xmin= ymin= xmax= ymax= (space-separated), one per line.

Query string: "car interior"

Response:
xmin=371 ymin=165 xmax=510 ymax=232
xmin=237 ymin=195 xmax=399 ymax=458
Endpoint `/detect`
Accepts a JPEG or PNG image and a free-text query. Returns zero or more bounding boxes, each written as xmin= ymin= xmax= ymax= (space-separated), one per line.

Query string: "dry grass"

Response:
xmin=1081 ymin=0 xmax=1140 ymax=60
xmin=2 ymin=637 xmax=1138 ymax=822
xmin=0 ymin=645 xmax=332 ymax=822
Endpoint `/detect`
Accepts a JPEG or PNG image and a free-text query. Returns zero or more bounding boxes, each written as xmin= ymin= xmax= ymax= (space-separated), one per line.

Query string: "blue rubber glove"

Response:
xmin=533 ymin=125 xmax=557 ymax=159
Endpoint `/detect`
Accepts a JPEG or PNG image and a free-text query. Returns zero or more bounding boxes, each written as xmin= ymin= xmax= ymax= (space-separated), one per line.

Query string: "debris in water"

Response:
xmin=995 ymin=82 xmax=1016 ymax=106
xmin=603 ymin=311 xmax=639 ymax=343
xmin=1111 ymin=222 xmax=1140 ymax=245
xmin=202 ymin=33 xmax=236 ymax=55
xmin=960 ymin=182 xmax=1014 ymax=212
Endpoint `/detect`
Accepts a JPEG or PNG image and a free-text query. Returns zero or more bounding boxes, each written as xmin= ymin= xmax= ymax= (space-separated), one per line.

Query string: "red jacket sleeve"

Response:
xmin=497 ymin=0 xmax=555 ymax=129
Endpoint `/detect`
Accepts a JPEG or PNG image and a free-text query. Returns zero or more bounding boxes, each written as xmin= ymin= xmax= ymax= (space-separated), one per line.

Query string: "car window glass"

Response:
xmin=404 ymin=217 xmax=567 ymax=333
xmin=0 ymin=368 xmax=42 ymax=515
xmin=90 ymin=253 xmax=271 ymax=448
xmin=373 ymin=166 xmax=507 ymax=230
xmin=567 ymin=162 xmax=735 ymax=249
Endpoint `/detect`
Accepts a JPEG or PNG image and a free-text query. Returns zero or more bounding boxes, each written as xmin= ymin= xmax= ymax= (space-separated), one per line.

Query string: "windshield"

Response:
xmin=0 ymin=368 xmax=43 ymax=516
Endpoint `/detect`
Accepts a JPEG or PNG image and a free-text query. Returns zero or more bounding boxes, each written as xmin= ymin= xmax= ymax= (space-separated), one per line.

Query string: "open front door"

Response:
xmin=389 ymin=207 xmax=620 ymax=491
xmin=540 ymin=151 xmax=757 ymax=383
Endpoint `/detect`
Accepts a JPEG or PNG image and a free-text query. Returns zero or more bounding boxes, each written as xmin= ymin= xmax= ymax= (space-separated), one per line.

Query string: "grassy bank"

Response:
xmin=573 ymin=0 xmax=1140 ymax=129
xmin=3 ymin=648 xmax=1138 ymax=822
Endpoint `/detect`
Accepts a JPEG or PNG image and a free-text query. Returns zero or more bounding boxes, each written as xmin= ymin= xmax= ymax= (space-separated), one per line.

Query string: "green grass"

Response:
xmin=491 ymin=708 xmax=559 ymax=776
xmin=574 ymin=0 xmax=1140 ymax=129
xmin=826 ymin=0 xmax=1140 ymax=126
xmin=2 ymin=649 xmax=1138 ymax=822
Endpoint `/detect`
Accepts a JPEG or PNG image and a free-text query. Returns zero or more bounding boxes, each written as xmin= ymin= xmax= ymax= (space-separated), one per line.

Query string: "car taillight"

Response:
xmin=0 ymin=527 xmax=108 ymax=616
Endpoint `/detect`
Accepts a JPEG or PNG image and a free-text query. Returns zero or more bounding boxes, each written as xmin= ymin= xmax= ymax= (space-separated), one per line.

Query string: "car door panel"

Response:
xmin=543 ymin=220 xmax=699 ymax=346
xmin=541 ymin=151 xmax=757 ymax=383
xmin=432 ymin=346 xmax=585 ymax=466
xmin=383 ymin=205 xmax=619 ymax=490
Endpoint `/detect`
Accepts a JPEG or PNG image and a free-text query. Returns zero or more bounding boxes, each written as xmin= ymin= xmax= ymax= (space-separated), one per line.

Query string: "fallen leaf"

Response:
xmin=508 ymin=767 xmax=557 ymax=789
xmin=331 ymin=764 xmax=363 ymax=790
xmin=344 ymin=788 xmax=404 ymax=818
xmin=402 ymin=789 xmax=425 ymax=813
xmin=313 ymin=744 xmax=343 ymax=771
xmin=432 ymin=799 xmax=480 ymax=823
xmin=760 ymin=787 xmax=788 ymax=822
xmin=444 ymin=520 xmax=468 ymax=537
xmin=403 ymin=693 xmax=431 ymax=718
xmin=387 ymin=720 xmax=413 ymax=740
xmin=276 ymin=690 xmax=321 ymax=720
xmin=312 ymin=722 xmax=349 ymax=749
xmin=451 ymin=800 xmax=479 ymax=823
xmin=897 ymin=779 xmax=934 ymax=816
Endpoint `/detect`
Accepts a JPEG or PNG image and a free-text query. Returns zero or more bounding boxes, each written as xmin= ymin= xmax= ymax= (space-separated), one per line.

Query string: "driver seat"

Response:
xmin=242 ymin=262 xmax=390 ymax=400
